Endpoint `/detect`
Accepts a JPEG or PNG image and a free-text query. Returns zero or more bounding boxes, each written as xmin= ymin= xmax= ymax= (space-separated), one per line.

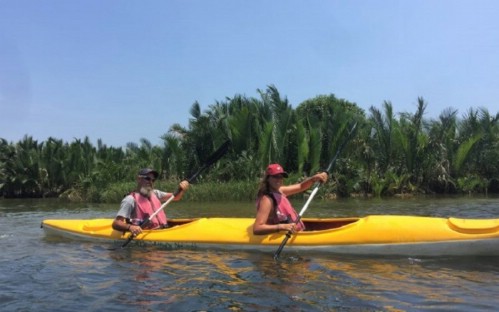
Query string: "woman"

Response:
xmin=253 ymin=164 xmax=328 ymax=235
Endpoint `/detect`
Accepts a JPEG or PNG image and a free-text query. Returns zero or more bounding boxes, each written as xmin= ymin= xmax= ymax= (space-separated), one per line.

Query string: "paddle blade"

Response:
xmin=187 ymin=140 xmax=231 ymax=183
xmin=325 ymin=122 xmax=358 ymax=173
xmin=204 ymin=140 xmax=231 ymax=168
xmin=273 ymin=233 xmax=291 ymax=260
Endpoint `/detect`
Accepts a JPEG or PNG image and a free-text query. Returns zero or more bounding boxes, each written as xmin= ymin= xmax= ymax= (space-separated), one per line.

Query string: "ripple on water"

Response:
xmin=2 ymin=198 xmax=499 ymax=311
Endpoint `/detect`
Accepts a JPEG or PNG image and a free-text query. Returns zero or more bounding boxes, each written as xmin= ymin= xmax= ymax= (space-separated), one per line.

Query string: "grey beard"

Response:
xmin=139 ymin=186 xmax=153 ymax=198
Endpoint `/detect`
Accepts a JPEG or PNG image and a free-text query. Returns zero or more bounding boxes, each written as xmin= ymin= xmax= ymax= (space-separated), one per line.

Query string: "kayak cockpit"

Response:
xmin=302 ymin=218 xmax=360 ymax=231
xmin=166 ymin=218 xmax=201 ymax=227
xmin=158 ymin=217 xmax=361 ymax=232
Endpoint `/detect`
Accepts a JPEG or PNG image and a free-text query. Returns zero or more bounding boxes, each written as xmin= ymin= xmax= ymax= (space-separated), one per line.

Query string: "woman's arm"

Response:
xmin=280 ymin=172 xmax=328 ymax=196
xmin=253 ymin=195 xmax=296 ymax=235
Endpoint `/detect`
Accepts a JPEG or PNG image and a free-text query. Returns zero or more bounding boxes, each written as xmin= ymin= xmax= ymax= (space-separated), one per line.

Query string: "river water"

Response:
xmin=1 ymin=196 xmax=499 ymax=311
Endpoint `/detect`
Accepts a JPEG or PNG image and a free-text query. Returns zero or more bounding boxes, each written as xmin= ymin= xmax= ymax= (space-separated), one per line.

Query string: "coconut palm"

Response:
xmin=425 ymin=108 xmax=459 ymax=193
xmin=257 ymin=85 xmax=296 ymax=168
xmin=368 ymin=101 xmax=396 ymax=174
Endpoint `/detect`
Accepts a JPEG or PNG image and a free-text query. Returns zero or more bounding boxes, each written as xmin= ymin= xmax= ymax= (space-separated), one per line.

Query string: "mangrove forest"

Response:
xmin=1 ymin=85 xmax=498 ymax=202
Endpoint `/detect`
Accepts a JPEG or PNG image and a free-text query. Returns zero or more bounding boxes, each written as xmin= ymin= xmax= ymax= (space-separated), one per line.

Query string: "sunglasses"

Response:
xmin=269 ymin=174 xmax=285 ymax=179
xmin=139 ymin=175 xmax=156 ymax=182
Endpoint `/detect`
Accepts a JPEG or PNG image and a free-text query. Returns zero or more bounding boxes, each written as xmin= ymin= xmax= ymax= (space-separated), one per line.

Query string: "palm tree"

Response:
xmin=425 ymin=108 xmax=459 ymax=193
xmin=257 ymin=85 xmax=296 ymax=168
xmin=297 ymin=95 xmax=362 ymax=170
xmin=40 ymin=137 xmax=66 ymax=195
xmin=458 ymin=108 xmax=499 ymax=192
xmin=0 ymin=138 xmax=18 ymax=197
xmin=369 ymin=101 xmax=396 ymax=174
xmin=160 ymin=133 xmax=185 ymax=179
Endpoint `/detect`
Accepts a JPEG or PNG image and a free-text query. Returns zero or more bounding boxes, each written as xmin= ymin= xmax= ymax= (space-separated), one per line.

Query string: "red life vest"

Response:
xmin=131 ymin=192 xmax=168 ymax=229
xmin=257 ymin=192 xmax=305 ymax=231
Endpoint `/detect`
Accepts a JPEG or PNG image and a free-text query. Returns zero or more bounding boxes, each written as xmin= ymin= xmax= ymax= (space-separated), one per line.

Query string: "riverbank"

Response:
xmin=4 ymin=178 xmax=498 ymax=204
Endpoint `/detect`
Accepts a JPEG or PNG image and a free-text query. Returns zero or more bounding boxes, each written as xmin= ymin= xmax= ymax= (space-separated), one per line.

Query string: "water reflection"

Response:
xmin=306 ymin=254 xmax=499 ymax=311
xmin=102 ymin=247 xmax=384 ymax=311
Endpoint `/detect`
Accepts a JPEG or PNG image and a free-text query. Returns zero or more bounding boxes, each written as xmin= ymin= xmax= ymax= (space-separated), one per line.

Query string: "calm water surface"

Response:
xmin=1 ymin=196 xmax=499 ymax=311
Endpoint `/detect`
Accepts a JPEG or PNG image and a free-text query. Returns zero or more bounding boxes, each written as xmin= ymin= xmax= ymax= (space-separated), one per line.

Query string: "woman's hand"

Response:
xmin=313 ymin=172 xmax=328 ymax=184
xmin=278 ymin=222 xmax=298 ymax=234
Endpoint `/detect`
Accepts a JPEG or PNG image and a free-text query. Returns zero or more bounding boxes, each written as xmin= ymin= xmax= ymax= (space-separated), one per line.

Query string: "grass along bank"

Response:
xmin=60 ymin=178 xmax=336 ymax=204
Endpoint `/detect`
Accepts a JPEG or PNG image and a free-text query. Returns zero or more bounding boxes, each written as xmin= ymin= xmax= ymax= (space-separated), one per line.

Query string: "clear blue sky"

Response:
xmin=1 ymin=0 xmax=498 ymax=148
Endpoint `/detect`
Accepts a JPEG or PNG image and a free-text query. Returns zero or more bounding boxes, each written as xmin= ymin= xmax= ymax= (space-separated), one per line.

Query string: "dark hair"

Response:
xmin=256 ymin=172 xmax=271 ymax=199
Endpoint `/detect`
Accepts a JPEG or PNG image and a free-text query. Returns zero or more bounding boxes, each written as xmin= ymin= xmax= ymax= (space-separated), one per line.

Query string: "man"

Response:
xmin=112 ymin=168 xmax=189 ymax=235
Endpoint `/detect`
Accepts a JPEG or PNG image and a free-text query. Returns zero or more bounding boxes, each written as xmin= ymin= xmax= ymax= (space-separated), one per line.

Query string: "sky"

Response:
xmin=1 ymin=0 xmax=498 ymax=148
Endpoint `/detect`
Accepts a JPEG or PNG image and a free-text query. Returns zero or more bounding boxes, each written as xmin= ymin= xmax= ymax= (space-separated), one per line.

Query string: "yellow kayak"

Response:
xmin=41 ymin=216 xmax=499 ymax=256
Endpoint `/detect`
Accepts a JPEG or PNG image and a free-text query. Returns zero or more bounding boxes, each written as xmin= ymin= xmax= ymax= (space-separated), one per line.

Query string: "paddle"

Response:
xmin=273 ymin=122 xmax=358 ymax=260
xmin=120 ymin=139 xmax=231 ymax=248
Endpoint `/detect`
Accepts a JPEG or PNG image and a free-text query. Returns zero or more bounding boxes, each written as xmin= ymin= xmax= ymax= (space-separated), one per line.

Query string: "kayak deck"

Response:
xmin=41 ymin=216 xmax=499 ymax=256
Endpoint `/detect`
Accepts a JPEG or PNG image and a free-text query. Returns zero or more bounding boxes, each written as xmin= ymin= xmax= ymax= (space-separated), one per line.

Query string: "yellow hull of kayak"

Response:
xmin=41 ymin=216 xmax=499 ymax=256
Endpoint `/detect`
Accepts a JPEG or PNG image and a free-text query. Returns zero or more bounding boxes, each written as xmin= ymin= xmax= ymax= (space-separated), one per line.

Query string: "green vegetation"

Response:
xmin=1 ymin=85 xmax=498 ymax=202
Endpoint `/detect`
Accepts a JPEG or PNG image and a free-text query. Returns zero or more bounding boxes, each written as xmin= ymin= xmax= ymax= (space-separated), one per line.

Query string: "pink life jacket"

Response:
xmin=258 ymin=192 xmax=305 ymax=231
xmin=131 ymin=192 xmax=168 ymax=229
